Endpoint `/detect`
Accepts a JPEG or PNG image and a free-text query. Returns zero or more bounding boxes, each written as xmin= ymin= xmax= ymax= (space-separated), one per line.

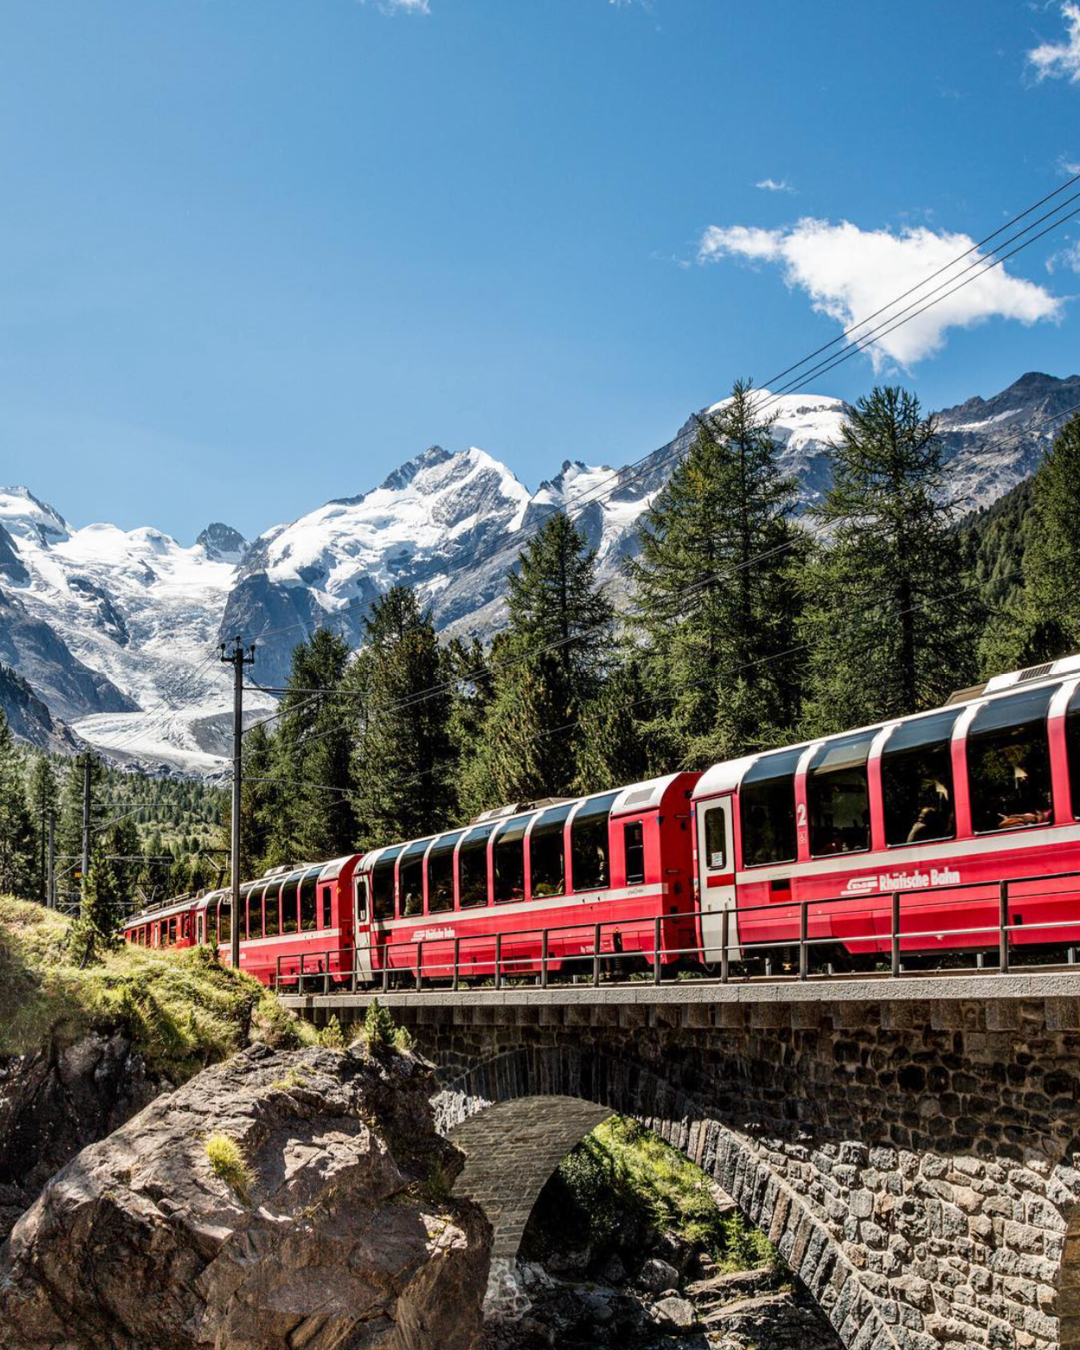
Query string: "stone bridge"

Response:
xmin=286 ymin=974 xmax=1080 ymax=1350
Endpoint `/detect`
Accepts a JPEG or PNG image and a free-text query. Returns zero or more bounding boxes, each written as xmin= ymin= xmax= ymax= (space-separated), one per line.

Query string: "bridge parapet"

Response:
xmin=288 ymin=974 xmax=1080 ymax=1350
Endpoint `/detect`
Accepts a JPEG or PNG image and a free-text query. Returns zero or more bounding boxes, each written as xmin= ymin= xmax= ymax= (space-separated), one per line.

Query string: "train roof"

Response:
xmin=694 ymin=653 xmax=1080 ymax=803
xmin=359 ymin=772 xmax=696 ymax=870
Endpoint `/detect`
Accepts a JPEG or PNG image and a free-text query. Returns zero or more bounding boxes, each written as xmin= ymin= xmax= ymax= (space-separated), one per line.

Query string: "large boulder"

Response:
xmin=0 ymin=1041 xmax=491 ymax=1350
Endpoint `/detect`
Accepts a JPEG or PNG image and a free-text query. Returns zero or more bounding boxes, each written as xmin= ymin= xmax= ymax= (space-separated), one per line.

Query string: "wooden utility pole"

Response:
xmin=220 ymin=637 xmax=255 ymax=972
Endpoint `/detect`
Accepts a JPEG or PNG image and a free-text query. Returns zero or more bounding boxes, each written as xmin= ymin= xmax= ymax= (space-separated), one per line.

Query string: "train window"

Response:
xmin=371 ymin=848 xmax=402 ymax=922
xmin=1065 ymin=686 xmax=1080 ymax=819
xmin=530 ymin=803 xmax=572 ymax=898
xmin=280 ymin=875 xmax=300 ymax=935
xmin=458 ymin=824 xmax=496 ymax=908
xmin=808 ymin=731 xmax=876 ymax=857
xmin=399 ymin=839 xmax=431 ymax=918
xmin=427 ymin=832 xmax=463 ymax=914
xmin=247 ymin=885 xmax=263 ymax=940
xmin=319 ymin=886 xmax=331 ymax=929
xmin=968 ymin=685 xmax=1057 ymax=834
xmin=494 ymin=816 xmax=531 ymax=904
xmin=264 ymin=881 xmax=281 ymax=938
xmin=300 ymin=870 xmax=320 ymax=930
xmin=740 ymin=748 xmax=800 ymax=867
xmin=205 ymin=902 xmax=217 ymax=947
xmin=355 ymin=875 xmax=369 ymax=923
xmin=703 ymin=806 xmax=727 ymax=871
xmin=219 ymin=897 xmax=231 ymax=945
xmin=572 ymin=793 xmax=618 ymax=892
xmin=624 ymin=821 xmax=645 ymax=885
xmin=881 ymin=710 xmax=959 ymax=847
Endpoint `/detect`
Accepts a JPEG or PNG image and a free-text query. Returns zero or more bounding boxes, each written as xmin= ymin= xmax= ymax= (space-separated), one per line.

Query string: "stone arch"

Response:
xmin=433 ymin=1044 xmax=902 ymax=1350
xmin=1051 ymin=1150 xmax=1080 ymax=1349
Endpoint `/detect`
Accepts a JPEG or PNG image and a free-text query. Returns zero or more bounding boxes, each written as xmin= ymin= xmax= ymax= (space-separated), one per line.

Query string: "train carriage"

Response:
xmin=352 ymin=772 xmax=700 ymax=983
xmin=693 ymin=653 xmax=1080 ymax=966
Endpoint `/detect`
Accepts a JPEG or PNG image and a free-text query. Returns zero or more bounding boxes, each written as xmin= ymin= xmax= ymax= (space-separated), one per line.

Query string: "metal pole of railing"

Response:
xmin=495 ymin=933 xmax=503 ymax=990
xmin=275 ymin=953 xmax=280 ymax=991
xmin=891 ymin=892 xmax=901 ymax=979
xmin=653 ymin=916 xmax=662 ymax=985
xmin=799 ymin=901 xmax=809 ymax=981
xmin=999 ymin=881 xmax=1010 ymax=974
xmin=720 ymin=908 xmax=730 ymax=984
xmin=453 ymin=936 xmax=460 ymax=991
xmin=416 ymin=940 xmax=424 ymax=992
xmin=381 ymin=944 xmax=389 ymax=994
xmin=593 ymin=923 xmax=601 ymax=987
xmin=350 ymin=946 xmax=358 ymax=993
xmin=541 ymin=929 xmax=549 ymax=989
xmin=299 ymin=952 xmax=305 ymax=994
xmin=323 ymin=957 xmax=330 ymax=995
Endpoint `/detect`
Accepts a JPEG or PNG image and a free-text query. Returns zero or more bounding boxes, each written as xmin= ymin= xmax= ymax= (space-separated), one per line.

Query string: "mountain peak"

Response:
xmin=0 ymin=486 xmax=70 ymax=546
xmin=377 ymin=445 xmax=456 ymax=494
xmin=196 ymin=522 xmax=248 ymax=563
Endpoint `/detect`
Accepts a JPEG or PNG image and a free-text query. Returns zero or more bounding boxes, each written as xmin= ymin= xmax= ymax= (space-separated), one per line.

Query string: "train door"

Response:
xmin=353 ymin=872 xmax=373 ymax=984
xmin=696 ymin=795 xmax=740 ymax=963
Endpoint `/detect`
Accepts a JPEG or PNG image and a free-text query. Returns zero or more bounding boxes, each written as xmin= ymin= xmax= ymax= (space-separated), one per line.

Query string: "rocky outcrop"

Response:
xmin=0 ymin=1030 xmax=156 ymax=1242
xmin=0 ymin=1042 xmax=491 ymax=1350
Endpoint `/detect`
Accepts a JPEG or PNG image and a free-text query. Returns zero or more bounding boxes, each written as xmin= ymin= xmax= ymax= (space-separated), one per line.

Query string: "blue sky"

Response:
xmin=1 ymin=0 xmax=1078 ymax=541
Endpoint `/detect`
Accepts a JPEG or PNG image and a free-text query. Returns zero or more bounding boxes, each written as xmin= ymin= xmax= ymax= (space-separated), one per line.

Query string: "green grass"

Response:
xmin=531 ymin=1115 xmax=783 ymax=1273
xmin=0 ymin=896 xmax=315 ymax=1080
xmin=205 ymin=1133 xmax=252 ymax=1201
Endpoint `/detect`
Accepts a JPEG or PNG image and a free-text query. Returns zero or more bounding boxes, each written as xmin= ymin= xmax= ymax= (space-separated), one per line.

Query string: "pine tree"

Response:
xmin=978 ymin=414 xmax=1080 ymax=671
xmin=107 ymin=817 xmax=143 ymax=906
xmin=266 ymin=629 xmax=358 ymax=865
xmin=352 ymin=585 xmax=456 ymax=847
xmin=24 ymin=756 xmax=58 ymax=902
xmin=628 ymin=380 xmax=804 ymax=767
xmin=461 ymin=515 xmax=614 ymax=814
xmin=70 ymin=839 xmax=124 ymax=965
xmin=56 ymin=752 xmax=105 ymax=887
xmin=799 ymin=386 xmax=980 ymax=733
xmin=0 ymin=711 xmax=35 ymax=897
xmin=459 ymin=647 xmax=578 ymax=815
xmin=220 ymin=720 xmax=279 ymax=880
xmin=572 ymin=652 xmax=652 ymax=795
xmin=505 ymin=512 xmax=614 ymax=690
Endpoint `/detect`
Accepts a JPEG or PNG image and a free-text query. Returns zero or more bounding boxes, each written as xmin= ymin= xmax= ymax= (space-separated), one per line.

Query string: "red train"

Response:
xmin=123 ymin=653 xmax=1080 ymax=983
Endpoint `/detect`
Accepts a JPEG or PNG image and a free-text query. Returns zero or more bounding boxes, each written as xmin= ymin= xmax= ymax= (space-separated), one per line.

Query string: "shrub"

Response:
xmin=205 ymin=1133 xmax=251 ymax=1201
xmin=361 ymin=999 xmax=397 ymax=1054
xmin=317 ymin=1015 xmax=345 ymax=1049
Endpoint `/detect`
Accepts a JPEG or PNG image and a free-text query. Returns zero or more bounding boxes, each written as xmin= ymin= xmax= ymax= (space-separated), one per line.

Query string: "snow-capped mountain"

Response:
xmin=0 ymin=487 xmax=254 ymax=774
xmin=0 ymin=371 xmax=1075 ymax=774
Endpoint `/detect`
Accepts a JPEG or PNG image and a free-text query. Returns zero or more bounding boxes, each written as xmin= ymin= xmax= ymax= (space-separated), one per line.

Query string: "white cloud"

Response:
xmin=1048 ymin=240 xmax=1080 ymax=273
xmin=1028 ymin=3 xmax=1080 ymax=82
xmin=1060 ymin=154 xmax=1080 ymax=175
xmin=697 ymin=217 xmax=1063 ymax=369
xmin=755 ymin=177 xmax=795 ymax=194
xmin=369 ymin=0 xmax=430 ymax=12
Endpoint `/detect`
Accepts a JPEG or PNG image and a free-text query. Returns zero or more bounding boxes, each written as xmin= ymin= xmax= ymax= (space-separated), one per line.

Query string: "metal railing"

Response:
xmin=272 ymin=869 xmax=1080 ymax=995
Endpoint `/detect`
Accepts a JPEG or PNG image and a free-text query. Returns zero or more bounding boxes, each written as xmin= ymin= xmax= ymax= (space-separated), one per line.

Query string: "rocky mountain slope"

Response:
xmin=0 ymin=372 xmax=1075 ymax=773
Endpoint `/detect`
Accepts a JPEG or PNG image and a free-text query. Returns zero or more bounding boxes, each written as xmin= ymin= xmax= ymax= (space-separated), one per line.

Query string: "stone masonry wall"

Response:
xmin=317 ymin=994 xmax=1080 ymax=1350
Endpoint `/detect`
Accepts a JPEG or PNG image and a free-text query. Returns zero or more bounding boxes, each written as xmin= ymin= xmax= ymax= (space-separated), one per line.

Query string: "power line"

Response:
xmin=759 ymin=171 xmax=1080 ymax=390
